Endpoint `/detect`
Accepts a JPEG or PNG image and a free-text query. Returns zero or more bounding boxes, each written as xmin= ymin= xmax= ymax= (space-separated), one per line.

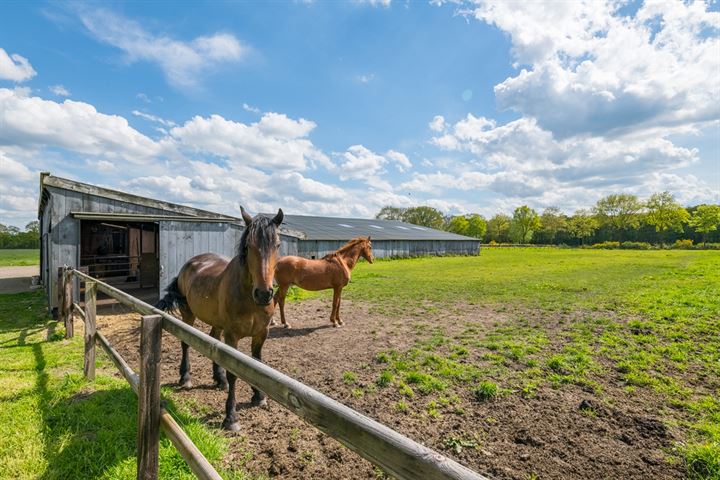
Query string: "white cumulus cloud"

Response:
xmin=0 ymin=88 xmax=162 ymax=162
xmin=0 ymin=48 xmax=36 ymax=82
xmin=465 ymin=0 xmax=720 ymax=138
xmin=79 ymin=9 xmax=249 ymax=90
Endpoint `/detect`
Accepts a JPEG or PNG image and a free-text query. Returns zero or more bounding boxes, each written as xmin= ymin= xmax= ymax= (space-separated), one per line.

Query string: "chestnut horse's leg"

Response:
xmin=210 ymin=326 xmax=228 ymax=390
xmin=274 ymin=284 xmax=291 ymax=328
xmin=250 ymin=329 xmax=269 ymax=406
xmin=179 ymin=308 xmax=196 ymax=389
xmin=331 ymin=286 xmax=343 ymax=327
xmin=335 ymin=286 xmax=345 ymax=326
xmin=222 ymin=331 xmax=241 ymax=431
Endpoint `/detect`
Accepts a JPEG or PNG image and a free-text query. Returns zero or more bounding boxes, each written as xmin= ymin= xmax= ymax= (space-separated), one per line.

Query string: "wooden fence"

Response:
xmin=58 ymin=265 xmax=489 ymax=480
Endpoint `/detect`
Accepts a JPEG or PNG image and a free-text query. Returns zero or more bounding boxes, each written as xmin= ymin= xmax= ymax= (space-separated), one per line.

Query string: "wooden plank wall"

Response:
xmin=43 ymin=186 xmax=241 ymax=309
xmin=158 ymin=222 xmax=242 ymax=294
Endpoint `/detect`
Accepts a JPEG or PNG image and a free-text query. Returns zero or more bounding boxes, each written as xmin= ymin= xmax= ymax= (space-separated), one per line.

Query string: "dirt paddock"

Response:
xmin=97 ymin=299 xmax=683 ymax=480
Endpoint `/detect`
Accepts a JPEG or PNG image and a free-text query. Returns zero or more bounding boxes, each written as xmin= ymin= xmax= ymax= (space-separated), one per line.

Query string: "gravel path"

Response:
xmin=0 ymin=266 xmax=40 ymax=294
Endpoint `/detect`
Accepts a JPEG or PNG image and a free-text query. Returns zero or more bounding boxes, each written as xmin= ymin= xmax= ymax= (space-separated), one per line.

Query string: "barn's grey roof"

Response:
xmin=277 ymin=214 xmax=479 ymax=241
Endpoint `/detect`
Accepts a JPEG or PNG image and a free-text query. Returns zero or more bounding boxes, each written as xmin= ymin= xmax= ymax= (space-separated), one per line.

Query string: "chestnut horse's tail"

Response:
xmin=155 ymin=277 xmax=188 ymax=314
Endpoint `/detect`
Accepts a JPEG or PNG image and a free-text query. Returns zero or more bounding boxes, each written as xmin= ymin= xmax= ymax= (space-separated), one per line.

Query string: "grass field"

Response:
xmin=0 ymin=291 xmax=256 ymax=479
xmin=337 ymin=249 xmax=719 ymax=478
xmin=0 ymin=248 xmax=717 ymax=478
xmin=0 ymin=249 xmax=39 ymax=266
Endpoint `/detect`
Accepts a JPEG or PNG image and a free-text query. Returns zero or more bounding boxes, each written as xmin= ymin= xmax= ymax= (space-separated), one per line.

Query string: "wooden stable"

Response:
xmin=38 ymin=173 xmax=300 ymax=314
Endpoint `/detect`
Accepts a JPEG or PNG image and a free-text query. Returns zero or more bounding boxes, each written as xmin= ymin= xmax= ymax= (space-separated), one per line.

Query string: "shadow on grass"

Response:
xmin=32 ymin=340 xmax=138 ymax=480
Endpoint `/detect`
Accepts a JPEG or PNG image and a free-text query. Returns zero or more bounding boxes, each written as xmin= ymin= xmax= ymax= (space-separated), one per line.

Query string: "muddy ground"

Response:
xmin=97 ymin=299 xmax=685 ymax=480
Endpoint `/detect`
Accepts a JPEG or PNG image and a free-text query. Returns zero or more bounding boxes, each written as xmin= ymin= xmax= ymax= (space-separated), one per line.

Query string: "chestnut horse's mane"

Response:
xmin=322 ymin=237 xmax=369 ymax=261
xmin=236 ymin=215 xmax=279 ymax=266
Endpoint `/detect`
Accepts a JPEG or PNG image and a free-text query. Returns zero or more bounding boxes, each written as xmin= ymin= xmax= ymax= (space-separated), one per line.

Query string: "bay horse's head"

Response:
xmin=361 ymin=236 xmax=374 ymax=264
xmin=239 ymin=207 xmax=284 ymax=305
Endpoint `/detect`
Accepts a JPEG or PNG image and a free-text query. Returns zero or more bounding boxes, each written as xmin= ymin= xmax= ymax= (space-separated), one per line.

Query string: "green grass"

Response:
xmin=0 ymin=249 xmax=39 ymax=266
xmin=0 ymin=290 xmax=256 ymax=479
xmin=339 ymin=249 xmax=719 ymax=478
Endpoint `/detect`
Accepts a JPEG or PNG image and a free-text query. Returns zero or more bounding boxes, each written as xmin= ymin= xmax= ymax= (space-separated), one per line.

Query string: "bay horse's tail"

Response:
xmin=155 ymin=277 xmax=188 ymax=314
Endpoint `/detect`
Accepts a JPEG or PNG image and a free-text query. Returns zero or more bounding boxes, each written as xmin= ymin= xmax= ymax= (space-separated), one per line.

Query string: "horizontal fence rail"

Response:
xmin=65 ymin=266 xmax=489 ymax=480
xmin=65 ymin=268 xmax=222 ymax=480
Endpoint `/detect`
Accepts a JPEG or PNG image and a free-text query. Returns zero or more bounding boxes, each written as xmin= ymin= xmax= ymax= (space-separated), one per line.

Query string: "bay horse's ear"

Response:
xmin=367 ymin=236 xmax=371 ymax=241
xmin=240 ymin=206 xmax=253 ymax=226
xmin=272 ymin=208 xmax=284 ymax=226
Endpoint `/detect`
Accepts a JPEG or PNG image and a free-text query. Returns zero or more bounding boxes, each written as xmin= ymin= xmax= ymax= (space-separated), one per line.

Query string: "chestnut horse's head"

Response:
xmin=361 ymin=236 xmax=374 ymax=264
xmin=239 ymin=207 xmax=284 ymax=305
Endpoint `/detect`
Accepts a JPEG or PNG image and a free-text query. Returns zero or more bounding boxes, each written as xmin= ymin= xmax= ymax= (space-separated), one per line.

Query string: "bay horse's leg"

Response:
xmin=179 ymin=308 xmax=196 ymax=389
xmin=222 ymin=331 xmax=241 ymax=431
xmin=331 ymin=286 xmax=342 ymax=327
xmin=210 ymin=326 xmax=228 ymax=390
xmin=250 ymin=329 xmax=269 ymax=407
xmin=275 ymin=284 xmax=291 ymax=329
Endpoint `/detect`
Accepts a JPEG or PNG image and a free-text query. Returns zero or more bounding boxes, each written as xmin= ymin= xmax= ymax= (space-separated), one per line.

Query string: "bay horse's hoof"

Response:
xmin=222 ymin=419 xmax=241 ymax=431
xmin=269 ymin=319 xmax=277 ymax=326
xmin=216 ymin=381 xmax=229 ymax=391
xmin=251 ymin=395 xmax=268 ymax=408
xmin=179 ymin=380 xmax=193 ymax=389
xmin=284 ymin=323 xmax=292 ymax=329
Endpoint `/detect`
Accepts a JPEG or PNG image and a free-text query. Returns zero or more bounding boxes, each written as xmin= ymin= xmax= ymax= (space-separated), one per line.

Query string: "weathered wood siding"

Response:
xmin=42 ymin=186 xmax=248 ymax=309
xmin=158 ymin=221 xmax=243 ymax=293
xmin=157 ymin=224 xmax=299 ymax=293
xmin=295 ymin=239 xmax=480 ymax=259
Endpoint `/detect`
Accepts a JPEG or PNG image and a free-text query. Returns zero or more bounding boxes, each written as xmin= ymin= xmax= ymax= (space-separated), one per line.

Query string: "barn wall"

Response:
xmin=293 ymin=239 xmax=480 ymax=259
xmin=158 ymin=221 xmax=243 ymax=293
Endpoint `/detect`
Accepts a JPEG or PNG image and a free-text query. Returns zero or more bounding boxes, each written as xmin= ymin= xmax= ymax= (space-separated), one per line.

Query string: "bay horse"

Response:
xmin=272 ymin=236 xmax=373 ymax=328
xmin=156 ymin=207 xmax=283 ymax=431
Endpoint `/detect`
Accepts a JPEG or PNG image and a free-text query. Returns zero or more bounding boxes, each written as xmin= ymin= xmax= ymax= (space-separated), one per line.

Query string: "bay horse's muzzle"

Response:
xmin=253 ymin=287 xmax=274 ymax=305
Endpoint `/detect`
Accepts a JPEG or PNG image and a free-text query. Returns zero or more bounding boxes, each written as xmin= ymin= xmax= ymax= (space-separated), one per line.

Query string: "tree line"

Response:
xmin=0 ymin=221 xmax=40 ymax=249
xmin=376 ymin=192 xmax=720 ymax=247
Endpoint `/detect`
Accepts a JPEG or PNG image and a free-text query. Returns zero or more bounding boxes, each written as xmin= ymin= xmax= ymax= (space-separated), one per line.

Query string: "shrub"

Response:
xmin=591 ymin=241 xmax=620 ymax=249
xmin=672 ymin=239 xmax=694 ymax=249
xmin=621 ymin=241 xmax=651 ymax=250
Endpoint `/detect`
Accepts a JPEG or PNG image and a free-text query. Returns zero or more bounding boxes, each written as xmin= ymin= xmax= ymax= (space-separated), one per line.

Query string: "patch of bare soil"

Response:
xmin=97 ymin=300 xmax=686 ymax=480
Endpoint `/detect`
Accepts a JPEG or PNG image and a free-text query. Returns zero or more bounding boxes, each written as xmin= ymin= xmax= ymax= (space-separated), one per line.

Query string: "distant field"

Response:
xmin=0 ymin=249 xmax=39 ymax=266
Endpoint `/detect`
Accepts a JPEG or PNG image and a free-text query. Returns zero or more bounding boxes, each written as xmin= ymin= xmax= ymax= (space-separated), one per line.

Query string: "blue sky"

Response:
xmin=1 ymin=0 xmax=718 ymax=228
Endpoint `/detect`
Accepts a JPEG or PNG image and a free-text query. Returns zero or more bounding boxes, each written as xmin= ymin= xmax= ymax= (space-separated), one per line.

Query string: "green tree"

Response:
xmin=375 ymin=206 xmax=406 ymax=221
xmin=402 ymin=206 xmax=445 ymax=229
xmin=567 ymin=209 xmax=598 ymax=245
xmin=539 ymin=207 xmax=567 ymax=244
xmin=25 ymin=221 xmax=39 ymax=234
xmin=593 ymin=194 xmax=643 ymax=240
xmin=645 ymin=191 xmax=689 ymax=245
xmin=466 ymin=214 xmax=487 ymax=239
xmin=688 ymin=204 xmax=720 ymax=246
xmin=446 ymin=215 xmax=470 ymax=236
xmin=486 ymin=214 xmax=511 ymax=243
xmin=509 ymin=206 xmax=540 ymax=243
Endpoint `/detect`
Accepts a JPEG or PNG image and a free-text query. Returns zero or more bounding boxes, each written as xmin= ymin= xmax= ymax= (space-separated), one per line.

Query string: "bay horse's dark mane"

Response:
xmin=322 ymin=237 xmax=368 ymax=261
xmin=237 ymin=215 xmax=279 ymax=266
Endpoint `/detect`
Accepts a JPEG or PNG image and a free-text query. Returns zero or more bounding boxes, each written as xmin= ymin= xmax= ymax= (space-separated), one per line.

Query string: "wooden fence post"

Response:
xmin=84 ymin=280 xmax=97 ymax=380
xmin=137 ymin=314 xmax=163 ymax=480
xmin=56 ymin=267 xmax=63 ymax=320
xmin=63 ymin=267 xmax=74 ymax=338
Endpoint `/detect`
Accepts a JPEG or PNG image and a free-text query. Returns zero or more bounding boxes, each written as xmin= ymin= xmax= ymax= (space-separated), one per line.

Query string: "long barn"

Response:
xmin=38 ymin=173 xmax=479 ymax=313
xmin=280 ymin=214 xmax=481 ymax=259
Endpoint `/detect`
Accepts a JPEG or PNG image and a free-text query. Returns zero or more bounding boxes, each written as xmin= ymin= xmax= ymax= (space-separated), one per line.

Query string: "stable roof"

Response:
xmin=278 ymin=214 xmax=478 ymax=241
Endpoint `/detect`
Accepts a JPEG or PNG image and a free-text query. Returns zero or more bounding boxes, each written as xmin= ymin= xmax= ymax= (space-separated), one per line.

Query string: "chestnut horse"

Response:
xmin=157 ymin=207 xmax=283 ymax=431
xmin=273 ymin=236 xmax=373 ymax=328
